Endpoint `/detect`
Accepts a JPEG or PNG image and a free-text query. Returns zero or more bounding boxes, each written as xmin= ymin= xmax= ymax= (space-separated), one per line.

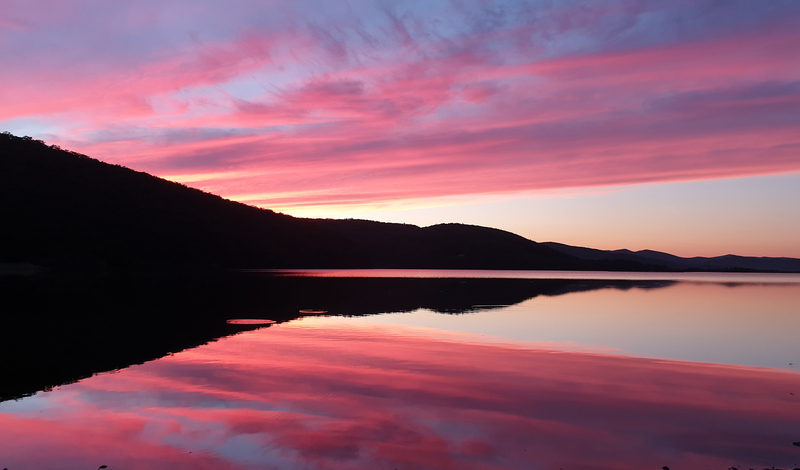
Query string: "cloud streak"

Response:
xmin=2 ymin=0 xmax=799 ymax=210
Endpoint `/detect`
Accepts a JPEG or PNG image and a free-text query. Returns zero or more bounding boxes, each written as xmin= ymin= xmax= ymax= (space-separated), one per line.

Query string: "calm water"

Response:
xmin=266 ymin=268 xmax=800 ymax=282
xmin=2 ymin=271 xmax=800 ymax=469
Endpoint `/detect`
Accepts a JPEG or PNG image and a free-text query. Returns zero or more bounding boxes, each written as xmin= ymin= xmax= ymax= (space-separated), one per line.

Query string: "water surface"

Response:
xmin=266 ymin=268 xmax=800 ymax=283
xmin=2 ymin=271 xmax=799 ymax=470
xmin=332 ymin=280 xmax=800 ymax=369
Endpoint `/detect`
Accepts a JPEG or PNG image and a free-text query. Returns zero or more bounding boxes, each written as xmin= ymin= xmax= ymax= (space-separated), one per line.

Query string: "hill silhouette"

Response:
xmin=542 ymin=242 xmax=800 ymax=273
xmin=0 ymin=132 xmax=599 ymax=271
xmin=2 ymin=132 xmax=798 ymax=272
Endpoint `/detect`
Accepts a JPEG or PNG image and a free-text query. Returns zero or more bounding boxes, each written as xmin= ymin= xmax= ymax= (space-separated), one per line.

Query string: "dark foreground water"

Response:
xmin=2 ymin=271 xmax=800 ymax=469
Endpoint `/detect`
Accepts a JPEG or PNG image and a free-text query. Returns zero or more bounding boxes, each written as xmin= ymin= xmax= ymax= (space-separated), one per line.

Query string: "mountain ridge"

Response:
xmin=541 ymin=242 xmax=800 ymax=273
xmin=2 ymin=132 xmax=798 ymax=273
xmin=1 ymin=133 xmax=579 ymax=271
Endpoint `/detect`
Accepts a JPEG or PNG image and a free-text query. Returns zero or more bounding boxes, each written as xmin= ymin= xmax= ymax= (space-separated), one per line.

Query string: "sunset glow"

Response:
xmin=3 ymin=1 xmax=800 ymax=255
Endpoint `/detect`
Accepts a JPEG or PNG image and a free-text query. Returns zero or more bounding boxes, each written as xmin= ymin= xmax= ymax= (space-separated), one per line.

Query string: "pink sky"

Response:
xmin=2 ymin=0 xmax=800 ymax=256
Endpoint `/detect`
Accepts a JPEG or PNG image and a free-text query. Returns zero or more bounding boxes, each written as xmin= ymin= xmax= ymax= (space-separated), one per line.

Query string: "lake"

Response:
xmin=1 ymin=270 xmax=800 ymax=469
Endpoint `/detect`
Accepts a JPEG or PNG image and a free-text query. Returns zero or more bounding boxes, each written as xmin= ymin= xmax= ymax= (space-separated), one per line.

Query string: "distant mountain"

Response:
xmin=542 ymin=242 xmax=800 ymax=273
xmin=2 ymin=132 xmax=797 ymax=273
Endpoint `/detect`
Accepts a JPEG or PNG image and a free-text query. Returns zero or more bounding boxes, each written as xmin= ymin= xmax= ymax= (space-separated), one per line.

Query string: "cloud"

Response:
xmin=2 ymin=0 xmax=800 ymax=210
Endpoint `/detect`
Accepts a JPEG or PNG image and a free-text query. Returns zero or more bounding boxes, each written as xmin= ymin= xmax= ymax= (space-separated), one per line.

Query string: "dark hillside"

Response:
xmin=1 ymin=134 xmax=349 ymax=268
xmin=542 ymin=242 xmax=800 ymax=273
xmin=0 ymin=133 xmax=579 ymax=270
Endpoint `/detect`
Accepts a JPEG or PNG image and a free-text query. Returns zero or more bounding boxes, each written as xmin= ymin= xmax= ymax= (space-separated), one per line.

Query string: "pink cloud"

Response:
xmin=2 ymin=1 xmax=800 ymax=210
xmin=0 ymin=20 xmax=292 ymax=125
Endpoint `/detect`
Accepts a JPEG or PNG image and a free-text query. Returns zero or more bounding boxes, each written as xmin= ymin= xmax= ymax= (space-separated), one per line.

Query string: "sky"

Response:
xmin=2 ymin=0 xmax=799 ymax=257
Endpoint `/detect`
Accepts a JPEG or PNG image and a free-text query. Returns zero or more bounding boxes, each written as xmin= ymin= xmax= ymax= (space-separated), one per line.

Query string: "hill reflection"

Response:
xmin=0 ymin=272 xmax=672 ymax=401
xmin=2 ymin=320 xmax=798 ymax=469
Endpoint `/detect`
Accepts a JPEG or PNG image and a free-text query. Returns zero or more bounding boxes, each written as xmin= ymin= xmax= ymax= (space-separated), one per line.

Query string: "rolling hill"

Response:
xmin=2 ymin=132 xmax=798 ymax=273
xmin=542 ymin=242 xmax=800 ymax=273
xmin=0 ymin=133 xmax=579 ymax=271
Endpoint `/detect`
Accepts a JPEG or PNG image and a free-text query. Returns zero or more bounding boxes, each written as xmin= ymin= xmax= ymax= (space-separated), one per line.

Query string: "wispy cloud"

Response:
xmin=2 ymin=0 xmax=799 ymax=210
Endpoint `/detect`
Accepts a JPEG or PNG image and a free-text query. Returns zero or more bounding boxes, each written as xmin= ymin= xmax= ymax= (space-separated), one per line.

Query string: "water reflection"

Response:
xmin=2 ymin=322 xmax=799 ymax=470
xmin=267 ymin=268 xmax=800 ymax=283
xmin=0 ymin=273 xmax=671 ymax=401
xmin=3 ymin=272 xmax=800 ymax=469
xmin=334 ymin=281 xmax=800 ymax=369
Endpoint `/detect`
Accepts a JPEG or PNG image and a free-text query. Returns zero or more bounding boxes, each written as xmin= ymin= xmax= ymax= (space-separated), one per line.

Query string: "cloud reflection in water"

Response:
xmin=2 ymin=322 xmax=799 ymax=470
